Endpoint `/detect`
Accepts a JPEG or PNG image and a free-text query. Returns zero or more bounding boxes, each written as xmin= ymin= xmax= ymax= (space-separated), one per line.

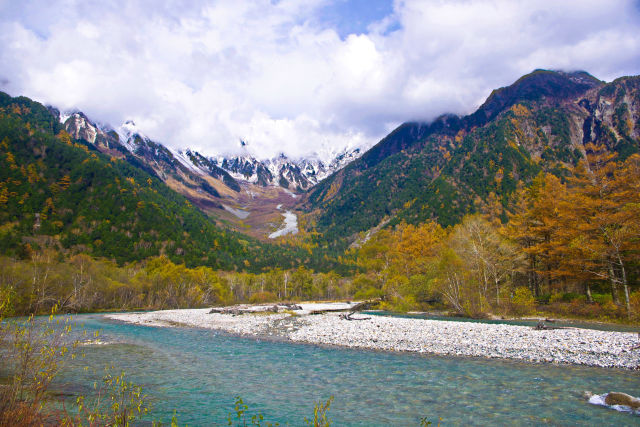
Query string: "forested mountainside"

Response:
xmin=304 ymin=70 xmax=640 ymax=249
xmin=0 ymin=71 xmax=638 ymax=320
xmin=0 ymin=92 xmax=332 ymax=271
xmin=58 ymin=109 xmax=361 ymax=240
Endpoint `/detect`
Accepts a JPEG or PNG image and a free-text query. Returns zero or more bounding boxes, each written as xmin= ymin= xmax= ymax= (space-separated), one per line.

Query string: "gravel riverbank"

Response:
xmin=106 ymin=305 xmax=640 ymax=369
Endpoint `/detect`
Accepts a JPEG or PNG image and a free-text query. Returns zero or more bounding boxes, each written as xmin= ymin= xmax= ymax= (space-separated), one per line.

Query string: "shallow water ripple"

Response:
xmin=54 ymin=314 xmax=640 ymax=426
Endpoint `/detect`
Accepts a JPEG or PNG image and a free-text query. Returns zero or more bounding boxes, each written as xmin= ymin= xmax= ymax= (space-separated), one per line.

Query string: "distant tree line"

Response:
xmin=0 ymin=252 xmax=352 ymax=315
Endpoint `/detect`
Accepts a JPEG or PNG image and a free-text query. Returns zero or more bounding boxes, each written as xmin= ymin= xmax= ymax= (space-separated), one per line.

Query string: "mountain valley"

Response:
xmin=57 ymin=110 xmax=361 ymax=240
xmin=4 ymin=69 xmax=638 ymax=251
xmin=4 ymin=3 xmax=640 ymax=425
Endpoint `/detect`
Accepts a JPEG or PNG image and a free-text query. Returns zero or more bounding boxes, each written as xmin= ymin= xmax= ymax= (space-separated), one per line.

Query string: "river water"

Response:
xmin=365 ymin=310 xmax=640 ymax=333
xmin=53 ymin=314 xmax=640 ymax=426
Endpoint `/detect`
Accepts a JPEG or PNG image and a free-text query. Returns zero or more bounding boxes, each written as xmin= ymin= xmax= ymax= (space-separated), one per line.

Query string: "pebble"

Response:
xmin=106 ymin=308 xmax=640 ymax=369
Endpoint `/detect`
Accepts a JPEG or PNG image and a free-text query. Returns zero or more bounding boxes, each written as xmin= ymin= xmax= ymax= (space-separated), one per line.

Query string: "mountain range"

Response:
xmin=53 ymin=109 xmax=361 ymax=238
xmin=1 ymin=68 xmax=638 ymax=266
xmin=0 ymin=92 xmax=342 ymax=271
xmin=304 ymin=70 xmax=639 ymax=248
xmin=58 ymin=110 xmax=360 ymax=192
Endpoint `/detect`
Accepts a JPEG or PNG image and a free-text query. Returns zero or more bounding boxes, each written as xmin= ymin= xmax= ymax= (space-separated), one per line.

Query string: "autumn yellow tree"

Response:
xmin=506 ymin=173 xmax=571 ymax=297
xmin=561 ymin=146 xmax=640 ymax=316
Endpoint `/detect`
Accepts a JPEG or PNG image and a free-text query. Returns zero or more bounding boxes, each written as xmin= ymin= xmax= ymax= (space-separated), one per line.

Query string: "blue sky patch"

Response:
xmin=315 ymin=0 xmax=396 ymax=38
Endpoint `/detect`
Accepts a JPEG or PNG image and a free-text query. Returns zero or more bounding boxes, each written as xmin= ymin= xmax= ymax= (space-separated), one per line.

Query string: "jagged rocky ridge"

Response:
xmin=56 ymin=111 xmax=360 ymax=197
xmin=214 ymin=149 xmax=361 ymax=190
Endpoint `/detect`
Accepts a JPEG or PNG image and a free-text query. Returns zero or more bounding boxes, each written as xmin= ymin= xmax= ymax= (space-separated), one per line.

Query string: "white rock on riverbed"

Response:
xmin=106 ymin=307 xmax=640 ymax=369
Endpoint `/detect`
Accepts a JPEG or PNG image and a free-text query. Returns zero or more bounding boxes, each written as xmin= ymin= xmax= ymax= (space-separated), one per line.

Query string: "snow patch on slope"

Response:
xmin=269 ymin=211 xmax=298 ymax=238
xmin=169 ymin=147 xmax=208 ymax=175
xmin=116 ymin=120 xmax=144 ymax=152
xmin=222 ymin=205 xmax=250 ymax=219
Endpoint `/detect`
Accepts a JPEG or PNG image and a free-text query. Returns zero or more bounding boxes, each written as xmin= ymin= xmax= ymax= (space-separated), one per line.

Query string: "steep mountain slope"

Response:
xmin=59 ymin=114 xmax=282 ymax=238
xmin=304 ymin=70 xmax=640 ymax=248
xmin=56 ymin=111 xmax=360 ymax=239
xmin=60 ymin=113 xmax=240 ymax=206
xmin=0 ymin=92 xmax=318 ymax=270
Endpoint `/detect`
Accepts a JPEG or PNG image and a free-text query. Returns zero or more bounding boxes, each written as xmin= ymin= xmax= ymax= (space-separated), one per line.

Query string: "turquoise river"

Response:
xmin=50 ymin=314 xmax=640 ymax=426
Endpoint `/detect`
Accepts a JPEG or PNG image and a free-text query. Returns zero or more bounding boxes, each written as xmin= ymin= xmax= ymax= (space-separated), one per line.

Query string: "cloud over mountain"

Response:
xmin=1 ymin=0 xmax=639 ymax=159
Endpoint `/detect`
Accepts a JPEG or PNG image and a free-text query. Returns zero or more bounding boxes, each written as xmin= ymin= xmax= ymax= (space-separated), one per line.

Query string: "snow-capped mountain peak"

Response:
xmin=214 ymin=148 xmax=362 ymax=190
xmin=57 ymin=109 xmax=361 ymax=193
xmin=115 ymin=120 xmax=144 ymax=149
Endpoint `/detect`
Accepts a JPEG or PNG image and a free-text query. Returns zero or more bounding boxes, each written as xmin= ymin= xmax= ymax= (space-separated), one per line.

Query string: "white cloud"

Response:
xmin=0 ymin=0 xmax=638 ymax=159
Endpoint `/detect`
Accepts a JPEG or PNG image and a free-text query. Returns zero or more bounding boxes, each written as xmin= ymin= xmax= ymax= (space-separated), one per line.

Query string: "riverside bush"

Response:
xmin=535 ymin=293 xmax=552 ymax=304
xmin=630 ymin=291 xmax=640 ymax=320
xmin=592 ymin=293 xmax=613 ymax=305
xmin=249 ymin=291 xmax=278 ymax=304
xmin=0 ymin=305 xmax=78 ymax=425
xmin=354 ymin=286 xmax=384 ymax=301
xmin=541 ymin=300 xmax=626 ymax=320
xmin=0 ymin=295 xmax=150 ymax=426
xmin=379 ymin=295 xmax=418 ymax=312
xmin=227 ymin=396 xmax=334 ymax=427
xmin=510 ymin=287 xmax=535 ymax=315
xmin=549 ymin=292 xmax=584 ymax=303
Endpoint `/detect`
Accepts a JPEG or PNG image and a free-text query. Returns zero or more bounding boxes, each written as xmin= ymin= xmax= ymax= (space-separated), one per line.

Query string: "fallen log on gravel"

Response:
xmin=340 ymin=312 xmax=371 ymax=321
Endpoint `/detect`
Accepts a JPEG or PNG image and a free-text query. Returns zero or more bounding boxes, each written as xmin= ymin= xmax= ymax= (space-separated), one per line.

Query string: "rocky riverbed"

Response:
xmin=106 ymin=304 xmax=640 ymax=369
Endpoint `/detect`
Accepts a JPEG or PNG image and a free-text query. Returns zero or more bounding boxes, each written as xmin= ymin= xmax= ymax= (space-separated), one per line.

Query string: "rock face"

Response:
xmin=605 ymin=392 xmax=640 ymax=409
xmin=65 ymin=112 xmax=98 ymax=144
xmin=64 ymin=112 xmax=122 ymax=150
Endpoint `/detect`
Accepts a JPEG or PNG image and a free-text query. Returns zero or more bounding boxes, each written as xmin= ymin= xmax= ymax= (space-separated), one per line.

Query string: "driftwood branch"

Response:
xmin=338 ymin=299 xmax=380 ymax=320
xmin=339 ymin=311 xmax=370 ymax=321
xmin=533 ymin=319 xmax=567 ymax=331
